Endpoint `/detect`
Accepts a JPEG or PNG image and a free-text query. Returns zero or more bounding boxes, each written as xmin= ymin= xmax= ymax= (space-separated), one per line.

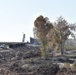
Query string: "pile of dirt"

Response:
xmin=33 ymin=63 xmax=59 ymax=75
xmin=23 ymin=50 xmax=41 ymax=59
xmin=3 ymin=62 xmax=76 ymax=75
xmin=9 ymin=62 xmax=59 ymax=75
xmin=23 ymin=66 xmax=76 ymax=75
xmin=56 ymin=68 xmax=76 ymax=75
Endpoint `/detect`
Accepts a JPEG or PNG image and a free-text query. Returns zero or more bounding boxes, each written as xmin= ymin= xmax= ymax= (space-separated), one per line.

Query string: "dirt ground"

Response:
xmin=0 ymin=45 xmax=76 ymax=75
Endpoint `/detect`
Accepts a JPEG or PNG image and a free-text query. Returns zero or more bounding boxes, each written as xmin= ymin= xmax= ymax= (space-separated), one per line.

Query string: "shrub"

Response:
xmin=64 ymin=62 xmax=70 ymax=68
xmin=72 ymin=60 xmax=76 ymax=70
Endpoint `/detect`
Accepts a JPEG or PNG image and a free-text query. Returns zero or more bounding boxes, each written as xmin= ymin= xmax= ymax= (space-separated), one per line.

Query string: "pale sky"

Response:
xmin=0 ymin=0 xmax=76 ymax=42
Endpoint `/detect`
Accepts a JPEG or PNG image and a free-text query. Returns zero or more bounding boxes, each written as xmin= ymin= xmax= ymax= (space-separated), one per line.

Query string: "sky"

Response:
xmin=0 ymin=0 xmax=76 ymax=42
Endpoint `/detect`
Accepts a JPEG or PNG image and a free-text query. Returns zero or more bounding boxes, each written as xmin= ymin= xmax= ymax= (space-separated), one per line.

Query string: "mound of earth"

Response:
xmin=33 ymin=63 xmax=59 ymax=75
xmin=56 ymin=68 xmax=76 ymax=75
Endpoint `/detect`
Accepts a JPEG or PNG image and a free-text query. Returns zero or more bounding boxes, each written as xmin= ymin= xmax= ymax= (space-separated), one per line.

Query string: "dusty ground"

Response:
xmin=0 ymin=44 xmax=76 ymax=75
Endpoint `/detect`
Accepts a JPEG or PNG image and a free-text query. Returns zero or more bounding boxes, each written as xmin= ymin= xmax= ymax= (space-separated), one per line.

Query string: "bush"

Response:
xmin=64 ymin=62 xmax=70 ymax=68
xmin=72 ymin=60 xmax=76 ymax=70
